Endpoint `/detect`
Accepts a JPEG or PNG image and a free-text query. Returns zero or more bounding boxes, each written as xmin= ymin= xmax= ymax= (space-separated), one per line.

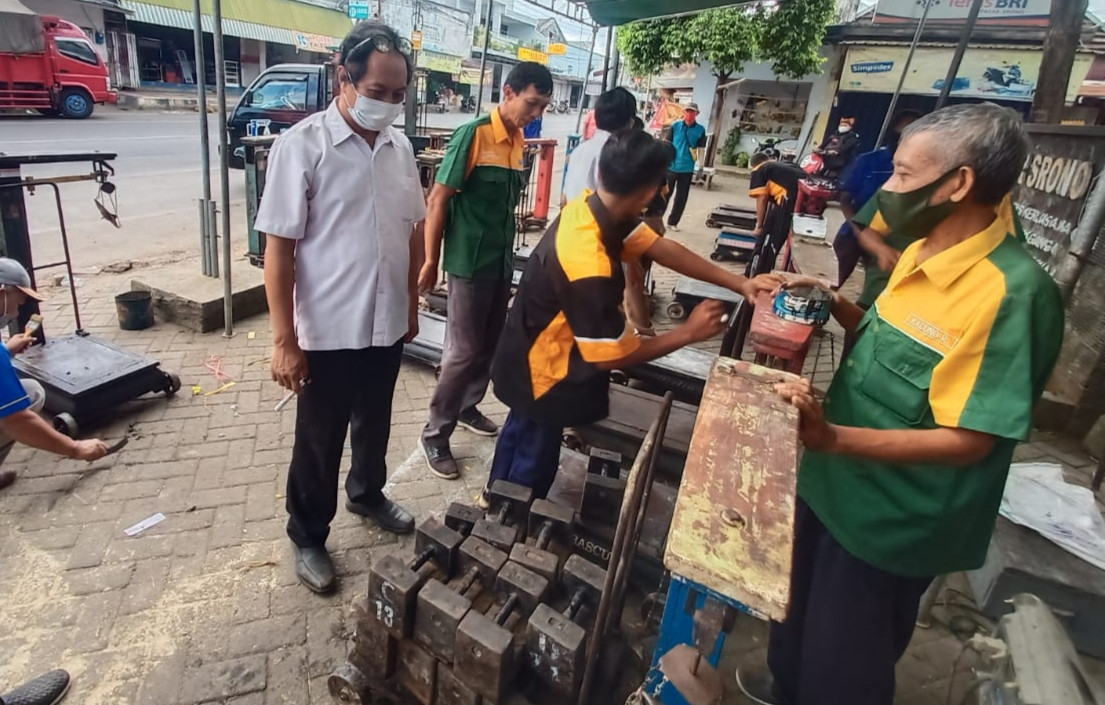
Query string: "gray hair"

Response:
xmin=900 ymin=102 xmax=1029 ymax=205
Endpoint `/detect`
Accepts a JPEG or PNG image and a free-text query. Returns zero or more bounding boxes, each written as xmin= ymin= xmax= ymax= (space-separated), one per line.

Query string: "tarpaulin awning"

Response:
xmin=578 ymin=0 xmax=750 ymax=26
xmin=121 ymin=0 xmax=351 ymax=45
xmin=0 ymin=0 xmax=44 ymax=54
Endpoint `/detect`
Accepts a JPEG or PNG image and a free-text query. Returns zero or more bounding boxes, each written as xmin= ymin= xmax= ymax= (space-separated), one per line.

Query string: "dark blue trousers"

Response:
xmin=767 ymin=498 xmax=933 ymax=705
xmin=487 ymin=411 xmax=563 ymax=499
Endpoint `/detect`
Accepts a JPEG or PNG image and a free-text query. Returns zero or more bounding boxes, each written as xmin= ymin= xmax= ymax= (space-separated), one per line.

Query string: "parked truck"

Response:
xmin=0 ymin=0 xmax=117 ymax=119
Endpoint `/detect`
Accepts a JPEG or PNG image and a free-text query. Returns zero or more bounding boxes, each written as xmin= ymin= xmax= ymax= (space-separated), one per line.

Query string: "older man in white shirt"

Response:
xmin=256 ymin=21 xmax=426 ymax=593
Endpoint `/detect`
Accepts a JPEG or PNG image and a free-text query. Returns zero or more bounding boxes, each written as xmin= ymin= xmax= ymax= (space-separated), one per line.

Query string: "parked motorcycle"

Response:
xmin=461 ymin=95 xmax=476 ymax=113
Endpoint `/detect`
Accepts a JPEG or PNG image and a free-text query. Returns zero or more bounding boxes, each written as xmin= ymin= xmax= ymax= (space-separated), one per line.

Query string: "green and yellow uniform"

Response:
xmin=800 ymin=216 xmax=1064 ymax=577
xmin=437 ymin=108 xmax=526 ymax=280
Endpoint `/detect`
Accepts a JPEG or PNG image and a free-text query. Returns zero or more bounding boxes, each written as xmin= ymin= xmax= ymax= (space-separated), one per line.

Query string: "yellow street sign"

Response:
xmin=548 ymin=43 xmax=567 ymax=55
xmin=517 ymin=47 xmax=549 ymax=65
xmin=411 ymin=30 xmax=423 ymax=51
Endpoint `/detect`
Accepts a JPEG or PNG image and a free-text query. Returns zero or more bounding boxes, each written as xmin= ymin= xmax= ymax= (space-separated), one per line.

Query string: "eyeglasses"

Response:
xmin=345 ymin=32 xmax=413 ymax=61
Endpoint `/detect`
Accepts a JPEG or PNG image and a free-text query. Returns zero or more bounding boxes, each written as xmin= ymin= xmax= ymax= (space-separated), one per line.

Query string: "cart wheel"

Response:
xmin=709 ymin=251 xmax=723 ymax=261
xmin=666 ymin=302 xmax=686 ymax=320
xmin=562 ymin=432 xmax=583 ymax=452
xmin=610 ymin=370 xmax=628 ymax=386
xmin=163 ymin=371 xmax=181 ymax=396
xmin=705 ymin=218 xmax=718 ymax=228
xmin=640 ymin=592 xmax=665 ymax=634
xmin=54 ymin=413 xmax=79 ymax=439
xmin=328 ymin=664 xmax=370 ymax=705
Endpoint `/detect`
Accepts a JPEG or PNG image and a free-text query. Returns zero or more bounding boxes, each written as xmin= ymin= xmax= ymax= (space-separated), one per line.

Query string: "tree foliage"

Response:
xmin=617 ymin=0 xmax=833 ymax=81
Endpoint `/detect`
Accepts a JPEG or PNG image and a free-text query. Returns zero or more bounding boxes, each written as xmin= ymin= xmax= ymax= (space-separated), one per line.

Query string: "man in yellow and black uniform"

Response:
xmin=487 ymin=131 xmax=782 ymax=500
xmin=748 ymin=152 xmax=807 ymax=275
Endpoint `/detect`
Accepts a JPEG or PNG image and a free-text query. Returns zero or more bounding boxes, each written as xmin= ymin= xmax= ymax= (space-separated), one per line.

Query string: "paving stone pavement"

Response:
xmin=0 ymin=183 xmax=1101 ymax=704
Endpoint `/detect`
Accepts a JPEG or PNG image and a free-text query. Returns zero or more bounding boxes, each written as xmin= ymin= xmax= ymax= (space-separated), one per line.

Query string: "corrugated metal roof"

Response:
xmin=122 ymin=0 xmax=350 ymax=41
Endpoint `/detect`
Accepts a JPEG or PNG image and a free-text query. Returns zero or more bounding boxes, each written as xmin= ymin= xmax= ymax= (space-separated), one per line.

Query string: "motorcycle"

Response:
xmin=460 ymin=95 xmax=476 ymax=113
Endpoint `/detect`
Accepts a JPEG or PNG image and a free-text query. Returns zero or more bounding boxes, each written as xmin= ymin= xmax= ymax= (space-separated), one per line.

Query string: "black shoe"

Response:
xmin=2 ymin=668 xmax=71 ymax=705
xmin=458 ymin=409 xmax=498 ymax=437
xmin=346 ymin=498 xmax=415 ymax=535
xmin=293 ymin=545 xmax=336 ymax=594
xmin=735 ymin=666 xmax=785 ymax=705
xmin=422 ymin=440 xmax=459 ymax=480
xmin=0 ymin=470 xmax=15 ymax=492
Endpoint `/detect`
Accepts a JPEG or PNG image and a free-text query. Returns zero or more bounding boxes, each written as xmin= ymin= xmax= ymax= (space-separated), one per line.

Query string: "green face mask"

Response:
xmin=875 ymin=167 xmax=963 ymax=236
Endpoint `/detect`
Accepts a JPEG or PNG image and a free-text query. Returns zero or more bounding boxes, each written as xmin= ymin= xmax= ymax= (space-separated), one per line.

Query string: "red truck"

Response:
xmin=0 ymin=2 xmax=116 ymax=119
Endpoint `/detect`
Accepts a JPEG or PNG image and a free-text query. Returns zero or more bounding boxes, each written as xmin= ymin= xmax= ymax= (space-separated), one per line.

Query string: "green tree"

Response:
xmin=760 ymin=0 xmax=835 ymax=79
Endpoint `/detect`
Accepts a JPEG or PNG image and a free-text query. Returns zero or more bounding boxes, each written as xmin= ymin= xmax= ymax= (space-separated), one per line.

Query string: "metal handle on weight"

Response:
xmin=494 ymin=593 xmax=519 ymax=626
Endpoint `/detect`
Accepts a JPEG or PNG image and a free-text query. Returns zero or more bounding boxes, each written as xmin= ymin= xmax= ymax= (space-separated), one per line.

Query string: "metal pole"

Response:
xmin=1055 ymin=169 xmax=1105 ymax=301
xmin=574 ymin=26 xmax=597 ymax=134
xmin=475 ymin=0 xmax=493 ymax=115
xmin=935 ymin=0 xmax=983 ymax=109
xmin=875 ymin=0 xmax=932 ymax=149
xmin=601 ymin=27 xmax=613 ymax=91
xmin=609 ymin=27 xmax=621 ymax=88
xmin=404 ymin=0 xmax=421 ymax=137
xmin=212 ymin=0 xmax=233 ymax=336
xmin=193 ymin=0 xmax=213 ymax=276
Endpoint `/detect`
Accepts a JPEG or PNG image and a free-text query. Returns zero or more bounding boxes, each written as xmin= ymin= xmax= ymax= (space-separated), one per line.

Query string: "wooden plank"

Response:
xmin=664 ymin=359 xmax=801 ymax=621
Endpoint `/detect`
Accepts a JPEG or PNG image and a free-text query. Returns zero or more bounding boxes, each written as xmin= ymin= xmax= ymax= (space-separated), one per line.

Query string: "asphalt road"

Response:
xmin=0 ymin=106 xmax=585 ymax=271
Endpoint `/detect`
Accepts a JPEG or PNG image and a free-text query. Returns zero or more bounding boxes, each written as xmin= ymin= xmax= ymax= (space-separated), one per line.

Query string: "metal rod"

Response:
xmin=192 ymin=0 xmax=213 ymax=276
xmin=46 ymin=184 xmax=83 ymax=333
xmin=875 ymin=0 xmax=932 ymax=149
xmin=935 ymin=0 xmax=983 ymax=109
xmin=601 ymin=27 xmax=613 ymax=92
xmin=574 ymin=26 xmax=598 ymax=134
xmin=578 ymin=392 xmax=673 ymax=705
xmin=206 ymin=199 xmax=219 ymax=277
xmin=475 ymin=0 xmax=493 ymax=116
xmin=212 ymin=0 xmax=233 ymax=336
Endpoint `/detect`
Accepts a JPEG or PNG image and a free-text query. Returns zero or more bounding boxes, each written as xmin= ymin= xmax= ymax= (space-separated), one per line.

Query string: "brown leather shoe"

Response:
xmin=0 ymin=470 xmax=16 ymax=492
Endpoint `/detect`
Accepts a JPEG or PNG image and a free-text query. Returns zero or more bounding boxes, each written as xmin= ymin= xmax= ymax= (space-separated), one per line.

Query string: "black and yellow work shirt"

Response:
xmin=437 ymin=108 xmax=525 ymax=280
xmin=748 ymin=160 xmax=805 ymax=210
xmin=799 ymin=217 xmax=1064 ymax=578
xmin=491 ymin=192 xmax=660 ymax=427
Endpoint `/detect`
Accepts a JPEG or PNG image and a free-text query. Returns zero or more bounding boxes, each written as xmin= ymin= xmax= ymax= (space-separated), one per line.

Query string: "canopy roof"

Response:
xmin=578 ymin=0 xmax=746 ymax=26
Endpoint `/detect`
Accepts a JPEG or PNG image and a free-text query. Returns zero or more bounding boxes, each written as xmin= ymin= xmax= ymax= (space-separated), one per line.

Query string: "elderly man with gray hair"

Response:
xmin=737 ymin=103 xmax=1064 ymax=705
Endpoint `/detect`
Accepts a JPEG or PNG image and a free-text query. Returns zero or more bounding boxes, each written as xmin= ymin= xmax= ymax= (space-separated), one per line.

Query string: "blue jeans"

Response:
xmin=487 ymin=411 xmax=562 ymax=499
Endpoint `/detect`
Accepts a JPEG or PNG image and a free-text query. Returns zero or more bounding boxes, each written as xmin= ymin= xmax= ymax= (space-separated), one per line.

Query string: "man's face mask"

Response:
xmin=838 ymin=124 xmax=852 ymax=133
xmin=876 ymin=167 xmax=963 ymax=236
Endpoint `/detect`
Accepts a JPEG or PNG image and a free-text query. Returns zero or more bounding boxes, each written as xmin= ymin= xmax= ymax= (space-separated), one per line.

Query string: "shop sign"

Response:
xmin=418 ymin=51 xmax=461 ymax=75
xmin=411 ymin=30 xmax=423 ymax=51
xmin=517 ymin=47 xmax=549 ymax=65
xmin=457 ymin=67 xmax=490 ymax=86
xmin=841 ymin=46 xmax=1092 ymax=103
xmin=1015 ymin=126 xmax=1105 ymax=277
xmin=347 ymin=0 xmax=370 ymax=20
xmin=294 ymin=32 xmax=337 ymax=54
xmin=378 ymin=0 xmax=469 ymax=60
xmin=873 ymin=0 xmax=1051 ymax=26
xmin=548 ymin=43 xmax=567 ymax=55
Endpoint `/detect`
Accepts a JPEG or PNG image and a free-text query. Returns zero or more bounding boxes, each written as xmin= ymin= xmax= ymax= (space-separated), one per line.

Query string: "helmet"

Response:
xmin=773 ymin=286 xmax=831 ymax=326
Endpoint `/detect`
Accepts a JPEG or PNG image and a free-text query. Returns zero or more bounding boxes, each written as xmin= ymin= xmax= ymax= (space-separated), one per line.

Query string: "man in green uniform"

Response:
xmin=737 ymin=103 xmax=1064 ymax=705
xmin=418 ymin=62 xmax=553 ymax=479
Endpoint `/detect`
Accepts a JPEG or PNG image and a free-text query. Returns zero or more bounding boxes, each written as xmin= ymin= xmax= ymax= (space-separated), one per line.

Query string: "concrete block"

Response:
xmin=131 ymin=261 xmax=266 ymax=333
xmin=1083 ymin=413 xmax=1105 ymax=460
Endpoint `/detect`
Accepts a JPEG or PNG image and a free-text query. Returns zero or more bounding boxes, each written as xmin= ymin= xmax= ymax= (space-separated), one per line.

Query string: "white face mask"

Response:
xmin=346 ymin=90 xmax=404 ymax=132
xmin=838 ymin=124 xmax=852 ymax=133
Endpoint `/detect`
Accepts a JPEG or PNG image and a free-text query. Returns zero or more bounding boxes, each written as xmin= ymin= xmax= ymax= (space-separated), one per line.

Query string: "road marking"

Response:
xmin=0 ymin=134 xmax=197 ymax=145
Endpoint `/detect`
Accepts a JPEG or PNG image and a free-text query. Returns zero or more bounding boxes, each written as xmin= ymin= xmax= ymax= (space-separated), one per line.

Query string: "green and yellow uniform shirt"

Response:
xmin=854 ymin=193 xmax=1023 ymax=306
xmin=437 ymin=108 xmax=525 ymax=280
xmin=800 ymin=216 xmax=1064 ymax=578
xmin=491 ymin=192 xmax=660 ymax=427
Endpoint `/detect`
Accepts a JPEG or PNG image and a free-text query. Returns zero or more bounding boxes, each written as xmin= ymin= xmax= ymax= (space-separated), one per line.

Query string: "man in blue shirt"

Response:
xmin=0 ymin=258 xmax=108 ymax=492
xmin=663 ymin=102 xmax=707 ymax=231
xmin=831 ymin=110 xmax=921 ymax=288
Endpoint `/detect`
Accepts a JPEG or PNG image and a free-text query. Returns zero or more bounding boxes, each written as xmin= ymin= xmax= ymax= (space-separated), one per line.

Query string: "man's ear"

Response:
xmin=950 ymin=166 xmax=976 ymax=204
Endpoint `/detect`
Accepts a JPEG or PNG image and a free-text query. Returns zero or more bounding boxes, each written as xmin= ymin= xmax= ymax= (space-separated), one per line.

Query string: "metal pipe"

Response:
xmin=574 ymin=26 xmax=598 ymax=134
xmin=212 ymin=0 xmax=233 ymax=336
xmin=601 ymin=27 xmax=613 ymax=92
xmin=1055 ymin=168 xmax=1105 ymax=301
xmin=875 ymin=0 xmax=932 ymax=149
xmin=192 ymin=0 xmax=213 ymax=276
xmin=935 ymin=0 xmax=983 ymax=109
xmin=46 ymin=184 xmax=83 ymax=333
xmin=578 ymin=392 xmax=673 ymax=705
xmin=475 ymin=0 xmax=493 ymax=116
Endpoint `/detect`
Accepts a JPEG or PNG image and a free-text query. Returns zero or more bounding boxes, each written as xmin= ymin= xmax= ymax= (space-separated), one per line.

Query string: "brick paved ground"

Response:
xmin=0 ymin=181 xmax=1101 ymax=704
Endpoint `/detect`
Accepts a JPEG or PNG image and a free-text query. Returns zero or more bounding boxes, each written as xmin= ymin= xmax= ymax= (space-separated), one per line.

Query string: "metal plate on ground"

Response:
xmin=404 ymin=311 xmax=447 ymax=367
xmin=664 ymin=359 xmax=801 ymax=621
xmin=14 ymin=334 xmax=157 ymax=397
xmin=672 ymin=277 xmax=743 ymax=305
xmin=640 ymin=346 xmax=715 ymax=382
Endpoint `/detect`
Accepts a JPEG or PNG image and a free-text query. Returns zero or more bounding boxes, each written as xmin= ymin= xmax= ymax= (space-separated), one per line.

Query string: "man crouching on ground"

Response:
xmin=481 ymin=130 xmax=782 ymax=503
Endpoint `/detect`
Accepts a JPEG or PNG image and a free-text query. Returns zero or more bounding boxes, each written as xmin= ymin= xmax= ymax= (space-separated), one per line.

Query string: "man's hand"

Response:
xmin=776 ymin=274 xmax=835 ymax=295
xmin=71 ymin=439 xmax=109 ymax=461
xmin=740 ymin=273 xmax=786 ymax=302
xmin=272 ymin=341 xmax=309 ymax=393
xmin=405 ymin=307 xmax=420 ymax=344
xmin=418 ymin=260 xmax=439 ymax=294
xmin=681 ymin=300 xmax=727 ymax=343
xmin=874 ymin=245 xmax=902 ymax=273
xmin=775 ymin=378 xmax=835 ymax=452
xmin=5 ymin=334 xmax=33 ymax=355
xmin=752 ymin=226 xmax=764 ymax=238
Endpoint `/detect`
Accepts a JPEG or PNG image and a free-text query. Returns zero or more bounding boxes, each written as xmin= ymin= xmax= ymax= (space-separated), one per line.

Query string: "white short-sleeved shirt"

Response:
xmin=562 ymin=129 xmax=612 ymax=203
xmin=255 ymin=101 xmax=427 ymax=351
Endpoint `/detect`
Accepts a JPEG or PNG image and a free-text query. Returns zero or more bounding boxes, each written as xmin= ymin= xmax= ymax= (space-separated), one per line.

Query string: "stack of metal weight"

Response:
xmin=330 ymin=479 xmax=608 ymax=705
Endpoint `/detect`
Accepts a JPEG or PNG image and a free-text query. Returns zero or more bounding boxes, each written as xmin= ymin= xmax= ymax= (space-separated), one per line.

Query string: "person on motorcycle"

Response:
xmin=815 ymin=117 xmax=861 ymax=180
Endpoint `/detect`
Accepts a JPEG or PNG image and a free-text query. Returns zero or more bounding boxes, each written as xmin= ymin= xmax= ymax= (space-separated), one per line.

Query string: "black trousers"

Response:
xmin=665 ymin=171 xmax=694 ymax=226
xmin=768 ymin=499 xmax=932 ymax=705
xmin=286 ymin=342 xmax=404 ymax=548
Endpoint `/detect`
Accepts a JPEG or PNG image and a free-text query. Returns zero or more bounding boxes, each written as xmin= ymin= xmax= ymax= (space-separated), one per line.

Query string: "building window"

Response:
xmin=56 ymin=38 xmax=101 ymax=66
